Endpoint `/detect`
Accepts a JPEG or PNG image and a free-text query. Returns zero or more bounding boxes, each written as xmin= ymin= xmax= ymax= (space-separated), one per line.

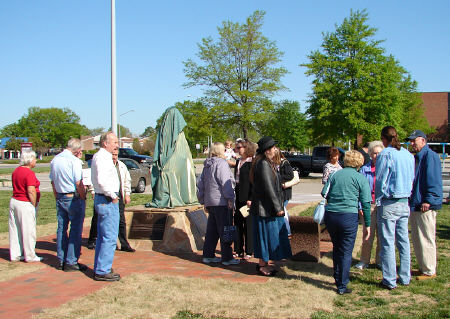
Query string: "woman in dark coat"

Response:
xmin=250 ymin=137 xmax=292 ymax=276
xmin=273 ymin=149 xmax=294 ymax=236
xmin=233 ymin=140 xmax=257 ymax=259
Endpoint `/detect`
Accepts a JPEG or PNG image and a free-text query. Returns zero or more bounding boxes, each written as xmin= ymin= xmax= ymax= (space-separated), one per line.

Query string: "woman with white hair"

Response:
xmin=322 ymin=150 xmax=372 ymax=294
xmin=9 ymin=150 xmax=42 ymax=262
xmin=354 ymin=141 xmax=384 ymax=270
xmin=197 ymin=142 xmax=240 ymax=266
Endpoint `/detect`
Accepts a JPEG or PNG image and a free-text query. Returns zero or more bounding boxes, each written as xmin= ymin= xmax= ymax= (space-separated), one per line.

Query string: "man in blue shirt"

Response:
xmin=408 ymin=130 xmax=442 ymax=280
xmin=50 ymin=138 xmax=86 ymax=271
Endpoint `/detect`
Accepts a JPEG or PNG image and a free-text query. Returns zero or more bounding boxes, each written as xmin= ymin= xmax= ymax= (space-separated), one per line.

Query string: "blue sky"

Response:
xmin=1 ymin=1 xmax=449 ymax=136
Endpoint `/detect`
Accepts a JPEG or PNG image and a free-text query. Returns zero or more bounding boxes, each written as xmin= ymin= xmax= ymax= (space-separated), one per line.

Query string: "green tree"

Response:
xmin=29 ymin=136 xmax=50 ymax=156
xmin=302 ymin=10 xmax=429 ymax=147
xmin=5 ymin=137 xmax=24 ymax=152
xmin=86 ymin=127 xmax=104 ymax=136
xmin=183 ymin=10 xmax=288 ymax=138
xmin=141 ymin=126 xmax=156 ymax=138
xmin=1 ymin=107 xmax=89 ymax=148
xmin=260 ymin=100 xmax=309 ymax=151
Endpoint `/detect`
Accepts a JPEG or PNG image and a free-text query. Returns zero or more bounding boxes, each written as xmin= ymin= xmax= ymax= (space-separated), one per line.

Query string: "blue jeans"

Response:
xmin=93 ymin=194 xmax=120 ymax=275
xmin=377 ymin=199 xmax=411 ymax=288
xmin=283 ymin=200 xmax=291 ymax=236
xmin=56 ymin=194 xmax=85 ymax=265
xmin=325 ymin=211 xmax=358 ymax=292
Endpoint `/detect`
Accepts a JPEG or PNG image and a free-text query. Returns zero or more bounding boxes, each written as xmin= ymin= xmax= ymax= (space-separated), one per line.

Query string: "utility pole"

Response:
xmin=111 ymin=0 xmax=117 ymax=135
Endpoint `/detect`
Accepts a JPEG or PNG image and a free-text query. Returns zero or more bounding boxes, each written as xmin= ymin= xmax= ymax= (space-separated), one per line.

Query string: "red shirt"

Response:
xmin=12 ymin=166 xmax=41 ymax=203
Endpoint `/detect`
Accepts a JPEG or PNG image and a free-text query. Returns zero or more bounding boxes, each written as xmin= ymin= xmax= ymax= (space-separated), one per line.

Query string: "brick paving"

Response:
xmin=0 ymin=213 xmax=332 ymax=319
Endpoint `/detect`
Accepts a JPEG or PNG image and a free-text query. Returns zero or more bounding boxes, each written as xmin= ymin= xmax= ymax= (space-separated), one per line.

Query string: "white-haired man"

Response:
xmin=50 ymin=138 xmax=87 ymax=271
xmin=91 ymin=132 xmax=121 ymax=281
xmin=408 ymin=130 xmax=443 ymax=280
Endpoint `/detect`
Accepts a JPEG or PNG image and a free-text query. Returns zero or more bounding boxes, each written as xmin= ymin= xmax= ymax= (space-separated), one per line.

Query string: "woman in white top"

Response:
xmin=322 ymin=147 xmax=342 ymax=184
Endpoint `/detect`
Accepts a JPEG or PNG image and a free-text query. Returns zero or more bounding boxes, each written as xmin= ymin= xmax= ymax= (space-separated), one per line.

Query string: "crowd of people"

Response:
xmin=7 ymin=126 xmax=443 ymax=292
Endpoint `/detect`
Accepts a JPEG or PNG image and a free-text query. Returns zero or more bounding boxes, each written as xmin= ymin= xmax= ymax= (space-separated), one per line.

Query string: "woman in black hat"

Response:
xmin=250 ymin=136 xmax=292 ymax=276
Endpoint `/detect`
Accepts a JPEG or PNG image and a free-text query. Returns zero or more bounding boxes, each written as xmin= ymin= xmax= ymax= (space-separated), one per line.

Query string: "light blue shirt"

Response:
xmin=375 ymin=145 xmax=415 ymax=206
xmin=49 ymin=149 xmax=83 ymax=193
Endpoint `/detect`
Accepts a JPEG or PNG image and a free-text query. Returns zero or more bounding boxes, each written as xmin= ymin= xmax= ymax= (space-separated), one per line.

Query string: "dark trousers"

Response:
xmin=88 ymin=192 xmax=131 ymax=249
xmin=234 ymin=201 xmax=253 ymax=255
xmin=325 ymin=211 xmax=358 ymax=291
xmin=202 ymin=206 xmax=233 ymax=262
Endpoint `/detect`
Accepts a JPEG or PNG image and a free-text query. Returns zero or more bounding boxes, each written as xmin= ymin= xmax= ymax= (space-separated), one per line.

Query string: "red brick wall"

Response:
xmin=421 ymin=92 xmax=449 ymax=142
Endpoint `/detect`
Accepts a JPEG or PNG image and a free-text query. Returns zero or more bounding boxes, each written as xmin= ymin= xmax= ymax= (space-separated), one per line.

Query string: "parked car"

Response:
xmin=118 ymin=148 xmax=153 ymax=167
xmin=283 ymin=146 xmax=345 ymax=177
xmin=84 ymin=158 xmax=150 ymax=193
xmin=84 ymin=148 xmax=153 ymax=168
xmin=119 ymin=157 xmax=151 ymax=193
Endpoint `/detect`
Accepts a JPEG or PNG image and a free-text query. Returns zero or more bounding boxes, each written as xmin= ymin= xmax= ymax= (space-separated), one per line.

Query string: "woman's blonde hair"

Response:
xmin=210 ymin=142 xmax=226 ymax=159
xmin=368 ymin=140 xmax=384 ymax=156
xmin=344 ymin=150 xmax=364 ymax=169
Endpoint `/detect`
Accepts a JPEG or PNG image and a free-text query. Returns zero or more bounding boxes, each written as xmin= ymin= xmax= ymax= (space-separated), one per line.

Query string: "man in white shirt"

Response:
xmin=112 ymin=150 xmax=135 ymax=252
xmin=91 ymin=132 xmax=121 ymax=281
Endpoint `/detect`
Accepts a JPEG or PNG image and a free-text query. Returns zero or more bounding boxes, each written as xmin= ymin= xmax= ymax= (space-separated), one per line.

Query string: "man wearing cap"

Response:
xmin=408 ymin=129 xmax=442 ymax=280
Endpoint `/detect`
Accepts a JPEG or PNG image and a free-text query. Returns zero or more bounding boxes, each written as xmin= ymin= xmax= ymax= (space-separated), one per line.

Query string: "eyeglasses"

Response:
xmin=236 ymin=146 xmax=245 ymax=149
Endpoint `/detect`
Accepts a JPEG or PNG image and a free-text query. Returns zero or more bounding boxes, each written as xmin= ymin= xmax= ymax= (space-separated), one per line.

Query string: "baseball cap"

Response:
xmin=407 ymin=129 xmax=427 ymax=140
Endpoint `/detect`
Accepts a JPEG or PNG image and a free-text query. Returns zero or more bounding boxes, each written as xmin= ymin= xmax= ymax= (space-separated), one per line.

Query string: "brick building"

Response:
xmin=421 ymin=92 xmax=449 ymax=142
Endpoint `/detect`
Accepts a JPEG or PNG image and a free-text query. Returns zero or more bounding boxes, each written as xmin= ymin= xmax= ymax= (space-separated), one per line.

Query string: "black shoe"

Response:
xmin=379 ymin=281 xmax=396 ymax=290
xmin=94 ymin=272 xmax=121 ymax=282
xmin=56 ymin=262 xmax=64 ymax=270
xmin=87 ymin=242 xmax=95 ymax=250
xmin=121 ymin=246 xmax=136 ymax=253
xmin=64 ymin=263 xmax=87 ymax=272
xmin=337 ymin=288 xmax=352 ymax=295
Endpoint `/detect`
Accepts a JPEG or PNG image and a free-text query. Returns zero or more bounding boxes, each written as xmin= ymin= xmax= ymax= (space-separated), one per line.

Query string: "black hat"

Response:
xmin=257 ymin=136 xmax=277 ymax=153
xmin=407 ymin=129 xmax=427 ymax=140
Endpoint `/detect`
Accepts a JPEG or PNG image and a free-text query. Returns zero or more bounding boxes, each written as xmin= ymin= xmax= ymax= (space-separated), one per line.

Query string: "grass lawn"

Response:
xmin=0 ymin=166 xmax=51 ymax=176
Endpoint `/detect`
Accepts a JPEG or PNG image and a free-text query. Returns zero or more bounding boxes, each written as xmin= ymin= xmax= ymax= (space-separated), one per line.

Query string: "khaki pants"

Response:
xmin=410 ymin=210 xmax=437 ymax=275
xmin=9 ymin=198 xmax=39 ymax=262
xmin=359 ymin=205 xmax=380 ymax=265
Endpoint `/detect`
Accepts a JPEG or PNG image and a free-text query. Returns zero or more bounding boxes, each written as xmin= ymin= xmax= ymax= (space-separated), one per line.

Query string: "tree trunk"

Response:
xmin=354 ymin=135 xmax=359 ymax=150
xmin=242 ymin=126 xmax=248 ymax=139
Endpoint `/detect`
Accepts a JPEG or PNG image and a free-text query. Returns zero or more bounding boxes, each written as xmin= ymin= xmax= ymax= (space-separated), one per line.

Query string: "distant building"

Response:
xmin=0 ymin=137 xmax=30 ymax=159
xmin=420 ymin=92 xmax=449 ymax=142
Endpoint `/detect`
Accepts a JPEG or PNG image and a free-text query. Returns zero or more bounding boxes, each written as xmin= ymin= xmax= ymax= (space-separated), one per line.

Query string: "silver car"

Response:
xmin=119 ymin=157 xmax=151 ymax=193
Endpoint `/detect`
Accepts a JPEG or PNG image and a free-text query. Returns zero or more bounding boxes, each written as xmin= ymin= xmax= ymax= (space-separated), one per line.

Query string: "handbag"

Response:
xmin=282 ymin=170 xmax=300 ymax=189
xmin=222 ymin=208 xmax=238 ymax=243
xmin=313 ymin=182 xmax=330 ymax=224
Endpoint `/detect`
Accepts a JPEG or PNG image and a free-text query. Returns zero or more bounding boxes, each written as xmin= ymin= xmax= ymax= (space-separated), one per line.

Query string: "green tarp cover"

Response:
xmin=147 ymin=107 xmax=198 ymax=208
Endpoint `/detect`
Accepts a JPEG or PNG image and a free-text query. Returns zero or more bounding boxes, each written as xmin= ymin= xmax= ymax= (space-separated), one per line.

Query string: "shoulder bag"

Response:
xmin=313 ymin=182 xmax=330 ymax=224
xmin=282 ymin=170 xmax=300 ymax=189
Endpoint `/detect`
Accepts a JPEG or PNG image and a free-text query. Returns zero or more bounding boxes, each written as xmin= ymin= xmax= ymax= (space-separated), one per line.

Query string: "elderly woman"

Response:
xmin=322 ymin=150 xmax=371 ymax=294
xmin=233 ymin=139 xmax=257 ymax=259
xmin=250 ymin=137 xmax=292 ymax=276
xmin=197 ymin=142 xmax=240 ymax=266
xmin=9 ymin=150 xmax=42 ymax=262
xmin=322 ymin=147 xmax=342 ymax=184
xmin=355 ymin=141 xmax=384 ymax=270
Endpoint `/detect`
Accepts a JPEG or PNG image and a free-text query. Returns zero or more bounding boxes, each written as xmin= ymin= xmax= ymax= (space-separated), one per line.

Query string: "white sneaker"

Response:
xmin=222 ymin=258 xmax=240 ymax=266
xmin=354 ymin=262 xmax=368 ymax=270
xmin=202 ymin=257 xmax=221 ymax=264
xmin=26 ymin=256 xmax=44 ymax=263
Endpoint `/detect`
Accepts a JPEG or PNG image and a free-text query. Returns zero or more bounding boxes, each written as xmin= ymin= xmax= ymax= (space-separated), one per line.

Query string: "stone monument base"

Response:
xmin=123 ymin=205 xmax=207 ymax=253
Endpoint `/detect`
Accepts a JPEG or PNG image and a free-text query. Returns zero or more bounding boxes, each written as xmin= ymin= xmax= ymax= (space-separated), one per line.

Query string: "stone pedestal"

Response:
xmin=124 ymin=205 xmax=207 ymax=253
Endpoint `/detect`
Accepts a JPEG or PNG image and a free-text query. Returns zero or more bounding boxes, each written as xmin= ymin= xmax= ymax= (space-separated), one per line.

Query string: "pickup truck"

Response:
xmin=283 ymin=146 xmax=345 ymax=177
xmin=84 ymin=148 xmax=153 ymax=167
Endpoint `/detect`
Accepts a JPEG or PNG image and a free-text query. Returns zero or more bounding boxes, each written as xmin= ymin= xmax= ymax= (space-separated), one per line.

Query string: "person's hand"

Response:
xmin=112 ymin=197 xmax=119 ymax=204
xmin=246 ymin=200 xmax=251 ymax=207
xmin=358 ymin=210 xmax=363 ymax=217
xmin=276 ymin=210 xmax=285 ymax=217
xmin=91 ymin=192 xmax=95 ymax=200
xmin=227 ymin=200 xmax=234 ymax=210
xmin=363 ymin=226 xmax=371 ymax=241
xmin=421 ymin=203 xmax=430 ymax=212
xmin=125 ymin=195 xmax=131 ymax=205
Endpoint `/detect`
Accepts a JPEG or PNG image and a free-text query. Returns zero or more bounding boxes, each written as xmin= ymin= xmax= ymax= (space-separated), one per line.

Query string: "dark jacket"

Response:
xmin=279 ymin=159 xmax=294 ymax=202
xmin=250 ymin=158 xmax=283 ymax=217
xmin=234 ymin=159 xmax=252 ymax=204
xmin=410 ymin=144 xmax=443 ymax=211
